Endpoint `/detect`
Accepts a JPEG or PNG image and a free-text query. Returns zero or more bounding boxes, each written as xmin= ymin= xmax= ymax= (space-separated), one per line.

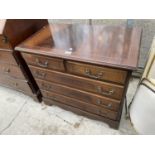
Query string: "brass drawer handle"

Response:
xmin=98 ymin=110 xmax=107 ymax=116
xmin=97 ymin=99 xmax=112 ymax=108
xmin=85 ymin=68 xmax=103 ymax=79
xmin=3 ymin=68 xmax=10 ymax=74
xmin=97 ymin=86 xmax=114 ymax=96
xmin=52 ymin=96 xmax=57 ymax=100
xmin=34 ymin=71 xmax=46 ymax=79
xmin=36 ymin=58 xmax=48 ymax=68
xmin=13 ymin=82 xmax=18 ymax=87
xmin=2 ymin=36 xmax=8 ymax=43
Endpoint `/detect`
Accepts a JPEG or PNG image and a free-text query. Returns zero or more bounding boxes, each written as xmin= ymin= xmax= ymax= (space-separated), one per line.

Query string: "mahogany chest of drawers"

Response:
xmin=16 ymin=24 xmax=142 ymax=128
xmin=0 ymin=19 xmax=48 ymax=101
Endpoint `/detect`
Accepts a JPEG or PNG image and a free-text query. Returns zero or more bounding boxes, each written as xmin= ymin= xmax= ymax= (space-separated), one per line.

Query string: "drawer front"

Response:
xmin=0 ymin=75 xmax=32 ymax=93
xmin=22 ymin=53 xmax=65 ymax=71
xmin=30 ymin=66 xmax=124 ymax=100
xmin=42 ymin=90 xmax=118 ymax=120
xmin=0 ymin=51 xmax=17 ymax=65
xmin=66 ymin=61 xmax=127 ymax=84
xmin=0 ymin=63 xmax=25 ymax=79
xmin=37 ymin=79 xmax=120 ymax=111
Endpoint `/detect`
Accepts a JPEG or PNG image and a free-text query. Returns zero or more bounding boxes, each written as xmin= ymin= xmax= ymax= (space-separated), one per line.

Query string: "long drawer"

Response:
xmin=0 ymin=75 xmax=33 ymax=94
xmin=37 ymin=79 xmax=120 ymax=111
xmin=42 ymin=90 xmax=118 ymax=120
xmin=30 ymin=66 xmax=124 ymax=100
xmin=0 ymin=51 xmax=17 ymax=65
xmin=0 ymin=63 xmax=25 ymax=79
xmin=22 ymin=53 xmax=65 ymax=71
xmin=66 ymin=61 xmax=127 ymax=84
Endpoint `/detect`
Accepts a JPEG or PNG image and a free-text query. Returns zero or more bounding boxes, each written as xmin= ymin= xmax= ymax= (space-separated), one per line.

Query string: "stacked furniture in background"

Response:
xmin=16 ymin=24 xmax=141 ymax=129
xmin=0 ymin=19 xmax=48 ymax=101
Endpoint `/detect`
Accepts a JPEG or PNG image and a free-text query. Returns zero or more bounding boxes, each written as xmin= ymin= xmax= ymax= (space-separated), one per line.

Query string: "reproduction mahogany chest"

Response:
xmin=16 ymin=24 xmax=142 ymax=128
xmin=0 ymin=19 xmax=48 ymax=101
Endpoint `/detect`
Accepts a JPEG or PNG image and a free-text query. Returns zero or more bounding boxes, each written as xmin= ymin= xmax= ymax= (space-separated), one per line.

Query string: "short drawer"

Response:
xmin=66 ymin=61 xmax=127 ymax=84
xmin=37 ymin=79 xmax=120 ymax=111
xmin=42 ymin=90 xmax=118 ymax=120
xmin=30 ymin=66 xmax=124 ymax=100
xmin=0 ymin=75 xmax=33 ymax=94
xmin=0 ymin=63 xmax=25 ymax=79
xmin=22 ymin=53 xmax=65 ymax=71
xmin=0 ymin=51 xmax=17 ymax=65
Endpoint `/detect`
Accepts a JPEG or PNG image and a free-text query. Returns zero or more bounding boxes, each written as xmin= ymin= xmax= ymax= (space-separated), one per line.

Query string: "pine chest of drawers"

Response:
xmin=16 ymin=24 xmax=142 ymax=128
xmin=0 ymin=19 xmax=48 ymax=101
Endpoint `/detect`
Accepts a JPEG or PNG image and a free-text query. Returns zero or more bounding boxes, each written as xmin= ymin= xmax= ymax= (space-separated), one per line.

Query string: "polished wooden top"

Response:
xmin=16 ymin=24 xmax=142 ymax=70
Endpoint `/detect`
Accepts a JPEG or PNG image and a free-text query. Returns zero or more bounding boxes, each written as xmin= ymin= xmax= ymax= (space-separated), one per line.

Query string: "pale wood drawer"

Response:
xmin=0 ymin=75 xmax=32 ymax=94
xmin=0 ymin=51 xmax=17 ymax=65
xmin=66 ymin=61 xmax=127 ymax=84
xmin=0 ymin=63 xmax=25 ymax=79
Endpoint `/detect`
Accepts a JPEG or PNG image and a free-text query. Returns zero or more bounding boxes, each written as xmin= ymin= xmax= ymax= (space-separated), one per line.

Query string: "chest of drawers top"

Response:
xmin=16 ymin=24 xmax=142 ymax=70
